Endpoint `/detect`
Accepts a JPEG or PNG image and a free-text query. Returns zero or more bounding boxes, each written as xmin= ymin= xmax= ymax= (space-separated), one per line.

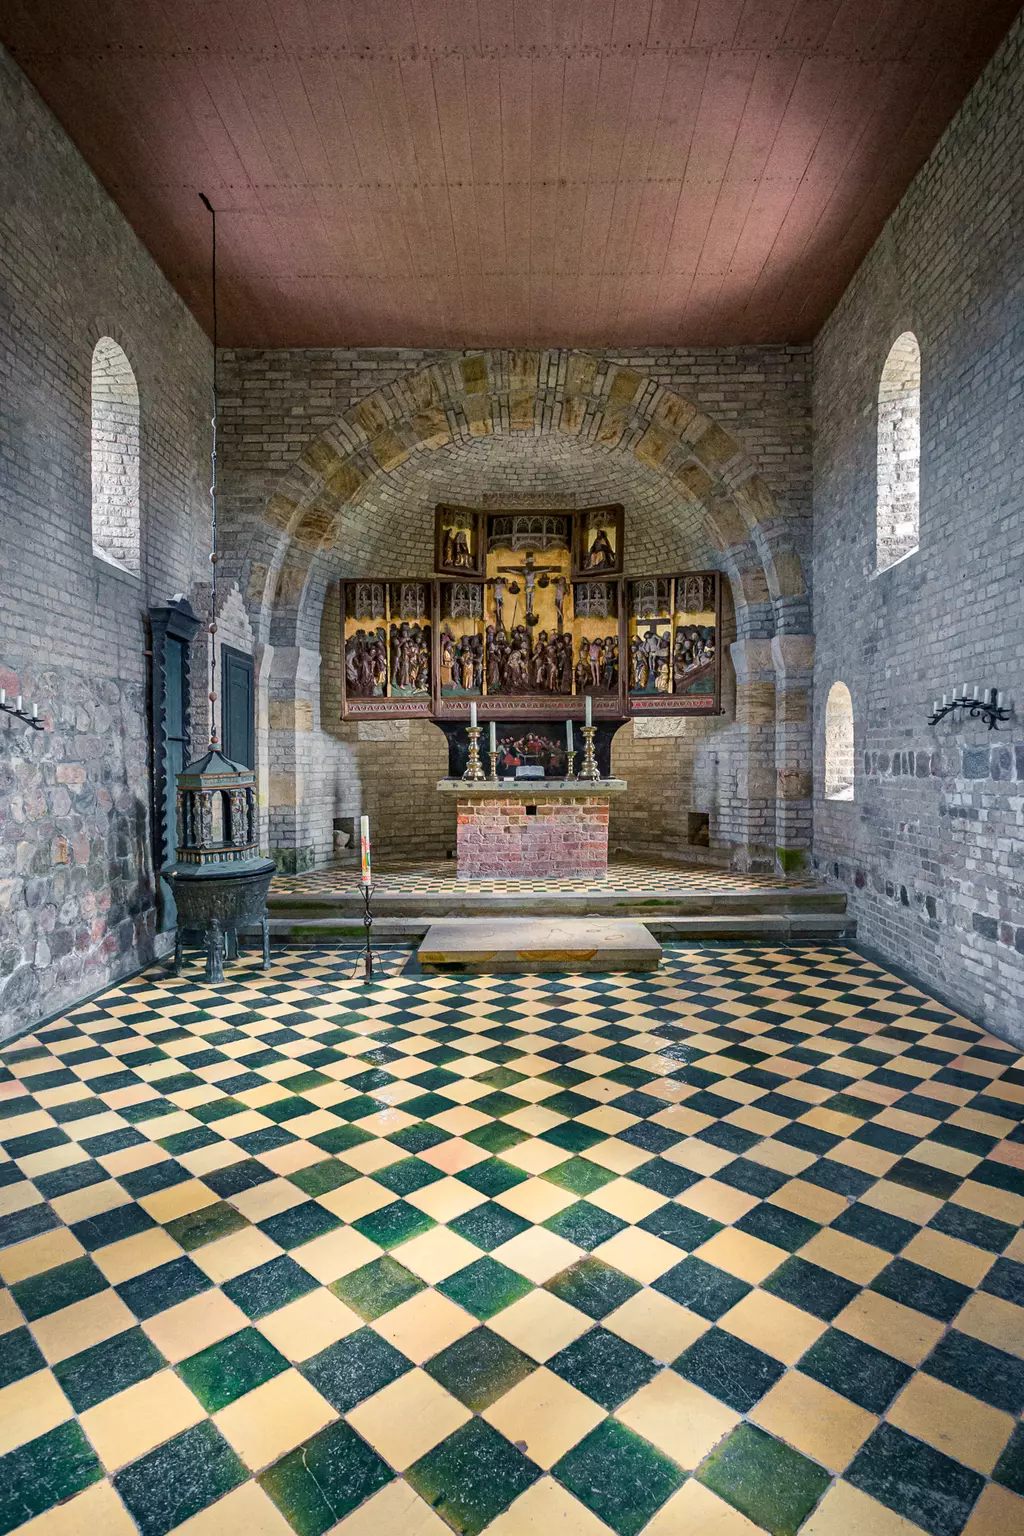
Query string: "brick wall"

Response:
xmin=0 ymin=46 xmax=212 ymax=1038
xmin=812 ymin=15 xmax=1024 ymax=1043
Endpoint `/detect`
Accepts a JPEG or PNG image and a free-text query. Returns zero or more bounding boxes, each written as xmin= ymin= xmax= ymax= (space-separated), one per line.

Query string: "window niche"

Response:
xmin=876 ymin=331 xmax=920 ymax=572
xmin=91 ymin=337 xmax=140 ymax=574
xmin=824 ymin=682 xmax=855 ymax=801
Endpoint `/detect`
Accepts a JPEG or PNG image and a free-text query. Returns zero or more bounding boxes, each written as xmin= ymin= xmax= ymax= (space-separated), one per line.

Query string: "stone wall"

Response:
xmin=219 ymin=345 xmax=811 ymax=868
xmin=812 ymin=15 xmax=1024 ymax=1042
xmin=0 ymin=46 xmax=212 ymax=1038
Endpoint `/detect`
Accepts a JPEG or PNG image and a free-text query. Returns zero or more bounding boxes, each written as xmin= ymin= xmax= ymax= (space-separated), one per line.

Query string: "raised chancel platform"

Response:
xmin=418 ymin=916 xmax=662 ymax=972
xmin=437 ymin=776 xmax=627 ymax=879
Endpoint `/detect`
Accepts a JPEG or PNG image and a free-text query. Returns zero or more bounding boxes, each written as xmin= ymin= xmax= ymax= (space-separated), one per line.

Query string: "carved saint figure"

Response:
xmin=584 ymin=527 xmax=615 ymax=570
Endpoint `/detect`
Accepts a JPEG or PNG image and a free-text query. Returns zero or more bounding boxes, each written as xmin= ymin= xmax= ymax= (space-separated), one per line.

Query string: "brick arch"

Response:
xmin=234 ymin=350 xmax=813 ymax=873
xmin=232 ymin=350 xmax=809 ymax=653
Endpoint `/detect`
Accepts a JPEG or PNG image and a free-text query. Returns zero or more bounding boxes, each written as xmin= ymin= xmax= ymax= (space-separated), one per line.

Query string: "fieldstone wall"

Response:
xmin=812 ymin=15 xmax=1024 ymax=1042
xmin=0 ymin=46 xmax=212 ymax=1038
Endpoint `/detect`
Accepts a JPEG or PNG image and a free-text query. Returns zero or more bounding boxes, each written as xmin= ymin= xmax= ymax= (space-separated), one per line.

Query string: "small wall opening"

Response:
xmin=91 ymin=337 xmax=140 ymax=573
xmin=876 ymin=331 xmax=920 ymax=571
xmin=825 ymin=682 xmax=855 ymax=801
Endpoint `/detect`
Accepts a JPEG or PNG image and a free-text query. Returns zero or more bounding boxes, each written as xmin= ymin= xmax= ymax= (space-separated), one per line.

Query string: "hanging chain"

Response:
xmin=200 ymin=192 xmax=219 ymax=748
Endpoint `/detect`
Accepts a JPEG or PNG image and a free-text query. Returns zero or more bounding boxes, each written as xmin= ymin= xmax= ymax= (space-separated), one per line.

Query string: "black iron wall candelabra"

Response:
xmin=0 ymin=691 xmax=44 ymax=730
xmin=928 ymin=687 xmax=1011 ymax=732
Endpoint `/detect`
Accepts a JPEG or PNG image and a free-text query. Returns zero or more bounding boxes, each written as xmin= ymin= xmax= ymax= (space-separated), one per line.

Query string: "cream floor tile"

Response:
xmin=15 ymin=1479 xmax=138 ymax=1536
xmin=318 ymin=1177 xmax=396 ymax=1223
xmin=664 ymin=1139 xmax=737 ymax=1176
xmin=496 ymin=1177 xmax=577 ymax=1223
xmin=750 ymin=1372 xmax=876 ymax=1472
xmin=617 ymin=1372 xmax=740 ymax=1469
xmin=719 ymin=1289 xmax=827 ymax=1363
xmin=800 ymin=1480 xmax=930 ymax=1535
xmin=643 ymin=1478 xmax=763 ymax=1534
xmin=768 ymin=1178 xmax=848 ymax=1225
xmin=693 ymin=1227 xmax=788 ymax=1284
xmin=420 ymin=1137 xmax=491 ymax=1175
xmin=887 ymin=1372 xmax=1015 ymax=1474
xmin=139 ymin=1179 xmax=217 ymax=1224
xmin=397 ymin=1225 xmax=481 ymax=1283
xmin=258 ymin=1140 xmax=323 ymax=1177
xmin=32 ymin=1289 xmax=137 ymax=1365
xmin=797 ymin=1228 xmax=891 ymax=1285
xmin=49 ymin=1181 xmax=130 ymax=1226
xmin=678 ymin=1179 xmax=760 ymax=1224
xmin=586 ymin=1177 xmax=666 ymax=1223
xmin=961 ymin=1482 xmax=1024 ymax=1535
xmin=141 ymin=1288 xmax=249 ymax=1363
xmin=0 ymin=1226 xmax=84 ymax=1285
xmin=339 ymin=1139 xmax=413 ymax=1175
xmin=81 ymin=1370 xmax=205 ymax=1471
xmin=92 ymin=1227 xmax=183 ymax=1284
xmin=955 ymin=1290 xmax=1024 ymax=1357
xmin=0 ymin=1370 xmax=72 ymax=1457
xmin=256 ymin=1287 xmax=362 ymax=1360
xmin=406 ymin=1175 xmax=488 ymax=1223
xmin=833 ymin=1290 xmax=944 ymax=1366
xmin=584 ymin=1139 xmax=653 ymax=1174
xmin=861 ymin=1180 xmax=942 ymax=1227
xmin=370 ymin=1286 xmax=475 ymax=1363
xmin=348 ymin=1370 xmax=470 ymax=1469
xmin=492 ymin=1227 xmax=584 ymax=1284
xmin=230 ymin=1176 xmax=310 ymax=1223
xmin=899 ymin=1228 xmax=994 ymax=1288
xmin=192 ymin=1226 xmax=284 ymax=1283
xmin=214 ymin=1369 xmax=336 ymax=1470
xmin=0 ymin=1288 xmax=22 ymax=1333
xmin=297 ymin=1226 xmax=384 ymax=1283
xmin=503 ymin=1105 xmax=564 ymax=1136
xmin=483 ymin=1367 xmax=605 ymax=1467
xmin=504 ymin=1138 xmax=585 ymax=1175
xmin=591 ymin=1228 xmax=680 ymax=1284
xmin=173 ymin=1477 xmax=296 ymax=1534
xmin=486 ymin=1477 xmax=614 ymax=1535
xmin=327 ymin=1478 xmax=452 ymax=1534
xmin=488 ymin=1287 xmax=591 ymax=1361
xmin=0 ymin=1181 xmax=45 ymax=1217
xmin=604 ymin=1290 xmax=708 ymax=1360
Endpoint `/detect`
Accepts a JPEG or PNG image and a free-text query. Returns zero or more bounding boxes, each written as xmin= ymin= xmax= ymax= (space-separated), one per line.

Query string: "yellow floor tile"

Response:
xmin=952 ymin=1179 xmax=1024 ymax=1226
xmin=0 ymin=1370 xmax=72 ymax=1457
xmin=693 ymin=1227 xmax=789 ymax=1284
xmin=171 ymin=1476 xmax=296 ymax=1534
xmin=861 ymin=1181 xmax=942 ymax=1227
xmin=503 ymin=1104 xmax=564 ymax=1137
xmin=825 ymin=1141 xmax=898 ymax=1178
xmin=586 ymin=1177 xmax=666 ymax=1223
xmin=489 ymin=1286 xmax=591 ymax=1361
xmin=583 ymin=1138 xmax=653 ymax=1174
xmin=617 ymin=1371 xmax=741 ymax=1468
xmin=420 ymin=1137 xmax=491 ymax=1175
xmin=314 ymin=1177 xmax=393 ymax=1223
xmin=491 ymin=1226 xmax=584 ymax=1284
xmin=81 ymin=1370 xmax=205 ymax=1471
xmin=296 ymin=1225 xmax=383 ymax=1283
xmin=797 ymin=1228 xmax=891 ymax=1284
xmin=329 ymin=1479 xmax=459 ymax=1535
xmin=178 ymin=1141 xmax=248 ymax=1178
xmin=430 ymin=1106 xmax=493 ymax=1136
xmin=887 ymin=1371 xmax=1014 ymax=1474
xmin=769 ymin=1178 xmax=848 ymax=1225
xmin=751 ymin=1372 xmax=876 ymax=1472
xmin=577 ymin=1105 xmax=637 ymax=1136
xmin=49 ymin=1181 xmax=129 ymax=1226
xmin=801 ymin=1479 xmax=932 ymax=1535
xmin=643 ymin=1478 xmax=763 ymax=1534
xmin=214 ymin=1368 xmax=336 ymax=1470
xmin=14 ymin=1479 xmax=138 ymax=1535
xmin=961 ymin=1481 xmax=1024 ymax=1535
xmin=744 ymin=1139 xmax=817 ymax=1176
xmin=0 ymin=1182 xmax=45 ymax=1218
xmin=591 ymin=1228 xmax=681 ymax=1284
xmin=191 ymin=1226 xmax=283 ymax=1283
xmin=256 ymin=1287 xmax=362 ymax=1359
xmin=371 ymin=1286 xmax=476 ymax=1363
xmin=604 ymin=1289 xmax=708 ymax=1360
xmin=487 ymin=1476 xmax=614 ymax=1534
xmin=257 ymin=1141 xmax=322 ymax=1177
xmin=834 ymin=1290 xmax=946 ymax=1365
xmin=230 ymin=1177 xmax=311 ymax=1223
xmin=142 ymin=1288 xmax=249 ymax=1362
xmin=0 ymin=1225 xmax=84 ymax=1285
xmin=956 ymin=1289 xmax=1024 ymax=1356
xmin=678 ymin=1179 xmax=761 ymax=1224
xmin=396 ymin=1225 xmax=482 ymax=1283
xmin=483 ymin=1367 xmax=605 ymax=1467
xmin=92 ymin=1227 xmax=184 ymax=1284
xmin=407 ymin=1175 xmax=488 ymax=1223
xmin=899 ymin=1228 xmax=995 ymax=1288
xmin=339 ymin=1138 xmax=413 ymax=1175
xmin=19 ymin=1145 xmax=89 ymax=1180
xmin=32 ymin=1289 xmax=137 ymax=1365
xmin=139 ymin=1179 xmax=217 ymax=1224
xmin=496 ymin=1177 xmax=577 ymax=1223
xmin=720 ymin=1289 xmax=826 ymax=1363
xmin=0 ymin=1288 xmax=22 ymax=1334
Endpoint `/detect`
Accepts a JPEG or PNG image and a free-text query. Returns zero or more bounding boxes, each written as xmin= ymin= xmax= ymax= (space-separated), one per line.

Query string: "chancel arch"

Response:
xmin=222 ymin=351 xmax=813 ymax=877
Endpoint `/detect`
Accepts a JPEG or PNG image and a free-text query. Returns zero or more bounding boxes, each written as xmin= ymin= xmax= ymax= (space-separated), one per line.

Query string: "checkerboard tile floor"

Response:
xmin=271 ymin=855 xmax=818 ymax=897
xmin=2 ymin=944 xmax=1024 ymax=1536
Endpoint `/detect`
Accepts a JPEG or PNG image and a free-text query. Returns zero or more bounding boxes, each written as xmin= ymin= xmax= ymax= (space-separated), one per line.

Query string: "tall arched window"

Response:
xmin=876 ymin=331 xmax=920 ymax=571
xmin=825 ymin=682 xmax=855 ymax=801
xmin=91 ymin=337 xmax=140 ymax=573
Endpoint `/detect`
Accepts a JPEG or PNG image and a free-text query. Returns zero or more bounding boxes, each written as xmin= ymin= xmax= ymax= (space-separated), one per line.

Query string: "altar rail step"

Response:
xmin=269 ymin=909 xmax=855 ymax=946
xmin=268 ymin=886 xmax=849 ymax=922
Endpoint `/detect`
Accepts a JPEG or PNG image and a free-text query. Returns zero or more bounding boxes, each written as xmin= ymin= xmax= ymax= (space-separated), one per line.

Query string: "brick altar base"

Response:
xmin=438 ymin=779 xmax=626 ymax=880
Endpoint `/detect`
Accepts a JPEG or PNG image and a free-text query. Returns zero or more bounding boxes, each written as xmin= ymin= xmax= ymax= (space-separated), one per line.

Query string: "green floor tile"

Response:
xmin=425 ymin=1325 xmax=536 ymax=1411
xmin=543 ymin=1156 xmax=618 ymax=1195
xmin=438 ymin=1256 xmax=534 ymax=1320
xmin=554 ymin=1417 xmax=685 ymax=1536
xmin=545 ymin=1256 xmax=640 ymax=1319
xmin=259 ymin=1420 xmax=393 ymax=1536
xmin=544 ymin=1199 xmax=627 ymax=1250
xmin=12 ymin=1256 xmax=108 ymax=1321
xmin=114 ymin=1420 xmax=247 ymax=1536
xmin=465 ymin=1121 xmax=529 ymax=1153
xmin=53 ymin=1326 xmax=165 ymax=1412
xmin=330 ymin=1255 xmax=426 ymax=1320
xmin=698 ymin=1423 xmax=832 ymax=1536
xmin=164 ymin=1200 xmax=250 ymax=1251
xmin=372 ymin=1156 xmax=446 ymax=1195
xmin=352 ymin=1198 xmax=436 ymax=1249
xmin=177 ymin=1326 xmax=289 ymax=1411
xmin=288 ymin=1158 xmax=361 ymax=1196
xmin=0 ymin=1421 xmax=102 ymax=1536
xmin=540 ymin=1121 xmax=606 ymax=1152
xmin=406 ymin=1417 xmax=540 ymax=1536
xmin=458 ymin=1156 xmax=530 ymax=1197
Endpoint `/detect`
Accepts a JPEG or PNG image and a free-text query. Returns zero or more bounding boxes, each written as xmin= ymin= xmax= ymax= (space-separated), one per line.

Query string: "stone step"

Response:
xmin=268 ymin=909 xmax=856 ymax=945
xmin=269 ymin=887 xmax=848 ymax=920
xmin=418 ymin=918 xmax=663 ymax=973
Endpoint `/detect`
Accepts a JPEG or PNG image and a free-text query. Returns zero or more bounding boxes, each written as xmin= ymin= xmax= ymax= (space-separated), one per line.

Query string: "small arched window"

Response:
xmin=876 ymin=331 xmax=920 ymax=571
xmin=825 ymin=682 xmax=855 ymax=801
xmin=91 ymin=337 xmax=140 ymax=573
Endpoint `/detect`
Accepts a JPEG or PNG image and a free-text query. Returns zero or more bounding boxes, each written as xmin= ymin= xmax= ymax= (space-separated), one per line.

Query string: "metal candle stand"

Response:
xmin=360 ymin=882 xmax=374 ymax=983
xmin=463 ymin=724 xmax=486 ymax=780
xmin=578 ymin=725 xmax=601 ymax=781
xmin=565 ymin=751 xmax=577 ymax=780
xmin=0 ymin=693 xmax=44 ymax=731
xmin=487 ymin=751 xmax=499 ymax=781
xmin=928 ymin=689 xmax=1011 ymax=732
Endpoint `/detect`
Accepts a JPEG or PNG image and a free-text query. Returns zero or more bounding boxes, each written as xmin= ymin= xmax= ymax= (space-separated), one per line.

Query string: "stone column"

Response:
xmin=773 ymin=635 xmax=815 ymax=871
xmin=723 ymin=639 xmax=778 ymax=872
xmin=266 ymin=646 xmax=321 ymax=872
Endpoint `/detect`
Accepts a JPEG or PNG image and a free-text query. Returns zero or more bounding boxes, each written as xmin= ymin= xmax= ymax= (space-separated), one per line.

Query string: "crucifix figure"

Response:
xmin=495 ymin=550 xmax=562 ymax=625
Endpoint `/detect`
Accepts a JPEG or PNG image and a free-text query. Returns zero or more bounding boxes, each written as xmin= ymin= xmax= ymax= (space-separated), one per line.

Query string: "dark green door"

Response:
xmin=222 ymin=646 xmax=255 ymax=768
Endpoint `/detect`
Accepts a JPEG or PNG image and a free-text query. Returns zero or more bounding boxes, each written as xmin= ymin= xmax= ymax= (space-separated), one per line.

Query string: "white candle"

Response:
xmin=0 ymin=689 xmax=5 ymax=706
xmin=585 ymin=694 xmax=592 ymax=727
xmin=489 ymin=720 xmax=496 ymax=754
xmin=942 ymin=694 xmax=947 ymax=707
xmin=359 ymin=815 xmax=371 ymax=887
xmin=566 ymin=719 xmax=574 ymax=752
xmin=973 ymin=685 xmax=979 ymax=700
xmin=15 ymin=696 xmax=22 ymax=712
xmin=959 ymin=683 xmax=967 ymax=699
xmin=28 ymin=703 xmax=35 ymax=719
xmin=470 ymin=701 xmax=477 ymax=728
xmin=932 ymin=701 xmax=938 ymax=715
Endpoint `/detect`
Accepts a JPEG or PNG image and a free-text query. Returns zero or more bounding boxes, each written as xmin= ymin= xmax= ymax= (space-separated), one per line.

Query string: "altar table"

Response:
xmin=438 ymin=778 xmax=627 ymax=880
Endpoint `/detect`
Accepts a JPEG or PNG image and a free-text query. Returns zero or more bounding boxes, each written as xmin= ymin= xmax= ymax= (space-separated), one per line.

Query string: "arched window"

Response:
xmin=91 ymin=337 xmax=140 ymax=573
xmin=825 ymin=682 xmax=855 ymax=801
xmin=876 ymin=331 xmax=920 ymax=571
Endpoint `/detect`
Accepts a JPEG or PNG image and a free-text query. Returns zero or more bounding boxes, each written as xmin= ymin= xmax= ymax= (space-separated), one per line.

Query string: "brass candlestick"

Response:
xmin=488 ymin=751 xmax=499 ymax=781
xmin=578 ymin=725 xmax=600 ymax=781
xmin=564 ymin=751 xmax=577 ymax=780
xmin=463 ymin=724 xmax=486 ymax=780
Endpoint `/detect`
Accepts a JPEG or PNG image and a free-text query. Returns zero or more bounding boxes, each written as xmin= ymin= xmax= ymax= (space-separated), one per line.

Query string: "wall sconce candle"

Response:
xmin=0 ymin=687 xmax=45 ymax=729
xmin=928 ymin=687 xmax=1011 ymax=731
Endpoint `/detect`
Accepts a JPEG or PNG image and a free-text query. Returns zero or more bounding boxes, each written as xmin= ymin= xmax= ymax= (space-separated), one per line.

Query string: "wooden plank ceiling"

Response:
xmin=2 ymin=0 xmax=1018 ymax=347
